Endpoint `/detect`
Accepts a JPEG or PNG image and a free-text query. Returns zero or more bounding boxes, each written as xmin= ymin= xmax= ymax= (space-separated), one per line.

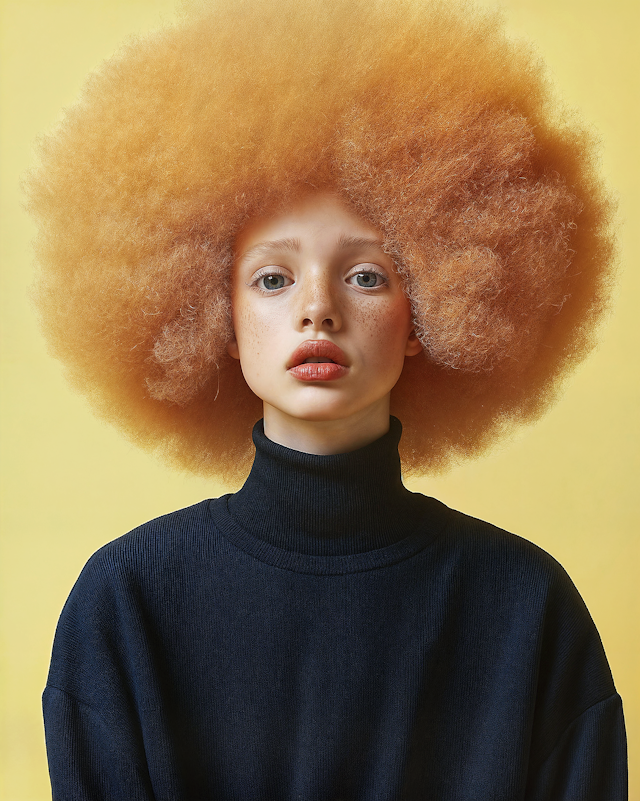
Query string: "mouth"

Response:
xmin=287 ymin=340 xmax=349 ymax=382
xmin=287 ymin=340 xmax=348 ymax=369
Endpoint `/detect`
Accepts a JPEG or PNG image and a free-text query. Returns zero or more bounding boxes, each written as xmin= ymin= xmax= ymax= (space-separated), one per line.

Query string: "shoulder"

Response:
xmin=90 ymin=497 xmax=219 ymax=560
xmin=428 ymin=501 xmax=604 ymax=641
xmin=429 ymin=501 xmax=617 ymax=720
xmin=49 ymin=499 xmax=228 ymax=692
xmin=65 ymin=498 xmax=226 ymax=604
xmin=431 ymin=500 xmax=571 ymax=587
xmin=433 ymin=500 xmax=615 ymax=686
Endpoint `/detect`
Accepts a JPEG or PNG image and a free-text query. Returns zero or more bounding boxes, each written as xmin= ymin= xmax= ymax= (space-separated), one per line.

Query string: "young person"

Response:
xmin=28 ymin=0 xmax=627 ymax=797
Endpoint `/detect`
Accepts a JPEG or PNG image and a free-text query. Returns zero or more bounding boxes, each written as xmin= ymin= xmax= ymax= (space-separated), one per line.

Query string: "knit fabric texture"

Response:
xmin=44 ymin=419 xmax=627 ymax=799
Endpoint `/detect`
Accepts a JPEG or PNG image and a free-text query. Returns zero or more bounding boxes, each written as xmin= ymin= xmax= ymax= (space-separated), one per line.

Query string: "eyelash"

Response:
xmin=346 ymin=269 xmax=388 ymax=289
xmin=250 ymin=266 xmax=389 ymax=292
xmin=251 ymin=269 xmax=293 ymax=292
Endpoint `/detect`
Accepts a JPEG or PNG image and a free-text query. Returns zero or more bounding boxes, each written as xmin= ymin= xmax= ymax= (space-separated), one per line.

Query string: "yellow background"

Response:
xmin=1 ymin=0 xmax=638 ymax=797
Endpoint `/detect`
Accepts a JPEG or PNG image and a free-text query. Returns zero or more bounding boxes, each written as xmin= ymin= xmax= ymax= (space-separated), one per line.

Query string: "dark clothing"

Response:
xmin=44 ymin=419 xmax=627 ymax=799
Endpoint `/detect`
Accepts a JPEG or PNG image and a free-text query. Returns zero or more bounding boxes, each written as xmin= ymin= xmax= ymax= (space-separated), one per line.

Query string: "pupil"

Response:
xmin=357 ymin=273 xmax=377 ymax=287
xmin=264 ymin=275 xmax=283 ymax=289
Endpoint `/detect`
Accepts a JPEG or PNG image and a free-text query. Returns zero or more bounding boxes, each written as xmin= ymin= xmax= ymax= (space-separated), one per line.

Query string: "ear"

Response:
xmin=404 ymin=329 xmax=423 ymax=357
xmin=226 ymin=335 xmax=240 ymax=360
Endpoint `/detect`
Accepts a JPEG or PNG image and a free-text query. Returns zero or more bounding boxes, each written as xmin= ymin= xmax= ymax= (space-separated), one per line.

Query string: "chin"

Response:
xmin=289 ymin=406 xmax=355 ymax=424
xmin=288 ymin=398 xmax=387 ymax=426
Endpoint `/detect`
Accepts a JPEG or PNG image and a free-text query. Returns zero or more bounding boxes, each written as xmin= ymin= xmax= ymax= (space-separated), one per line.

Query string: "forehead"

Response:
xmin=233 ymin=192 xmax=384 ymax=263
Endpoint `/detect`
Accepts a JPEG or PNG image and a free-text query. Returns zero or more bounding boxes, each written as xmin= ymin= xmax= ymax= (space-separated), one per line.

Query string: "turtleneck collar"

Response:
xmin=227 ymin=416 xmax=427 ymax=557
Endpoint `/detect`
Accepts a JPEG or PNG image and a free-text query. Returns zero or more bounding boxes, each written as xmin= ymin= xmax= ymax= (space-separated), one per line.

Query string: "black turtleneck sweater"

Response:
xmin=44 ymin=419 xmax=627 ymax=800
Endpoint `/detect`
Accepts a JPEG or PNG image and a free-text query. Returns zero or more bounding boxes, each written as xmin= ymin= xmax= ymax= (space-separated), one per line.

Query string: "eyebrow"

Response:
xmin=337 ymin=235 xmax=385 ymax=251
xmin=238 ymin=235 xmax=385 ymax=263
xmin=237 ymin=238 xmax=301 ymax=262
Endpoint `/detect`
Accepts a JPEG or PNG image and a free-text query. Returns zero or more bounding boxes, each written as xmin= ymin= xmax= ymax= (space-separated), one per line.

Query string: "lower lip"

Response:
xmin=288 ymin=363 xmax=349 ymax=381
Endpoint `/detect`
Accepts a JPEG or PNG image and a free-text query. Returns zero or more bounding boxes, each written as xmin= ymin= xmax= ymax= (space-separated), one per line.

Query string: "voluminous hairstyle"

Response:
xmin=27 ymin=0 xmax=615 ymax=483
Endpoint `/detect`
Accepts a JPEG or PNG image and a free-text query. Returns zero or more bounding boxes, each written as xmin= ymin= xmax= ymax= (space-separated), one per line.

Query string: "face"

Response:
xmin=228 ymin=192 xmax=422 ymax=450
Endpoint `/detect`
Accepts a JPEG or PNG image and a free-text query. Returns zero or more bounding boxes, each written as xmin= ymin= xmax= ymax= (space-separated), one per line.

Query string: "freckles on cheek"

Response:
xmin=235 ymin=305 xmax=275 ymax=376
xmin=375 ymin=302 xmax=413 ymax=362
xmin=365 ymin=301 xmax=410 ymax=339
xmin=233 ymin=300 xmax=257 ymax=349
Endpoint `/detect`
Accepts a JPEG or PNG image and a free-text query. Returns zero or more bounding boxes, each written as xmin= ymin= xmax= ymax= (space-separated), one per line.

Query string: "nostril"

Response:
xmin=302 ymin=315 xmax=335 ymax=324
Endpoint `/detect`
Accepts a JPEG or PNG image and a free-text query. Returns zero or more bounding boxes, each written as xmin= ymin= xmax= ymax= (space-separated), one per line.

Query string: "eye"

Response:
xmin=348 ymin=271 xmax=387 ymax=289
xmin=253 ymin=272 xmax=293 ymax=291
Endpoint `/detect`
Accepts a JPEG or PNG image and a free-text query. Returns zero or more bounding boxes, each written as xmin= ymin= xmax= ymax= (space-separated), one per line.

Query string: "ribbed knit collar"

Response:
xmin=226 ymin=416 xmax=428 ymax=557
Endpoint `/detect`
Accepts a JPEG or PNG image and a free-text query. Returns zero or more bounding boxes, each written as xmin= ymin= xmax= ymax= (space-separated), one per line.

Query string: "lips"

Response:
xmin=287 ymin=340 xmax=349 ymax=381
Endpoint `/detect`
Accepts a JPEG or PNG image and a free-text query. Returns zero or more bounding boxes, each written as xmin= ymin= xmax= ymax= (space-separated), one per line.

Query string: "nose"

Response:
xmin=296 ymin=269 xmax=342 ymax=332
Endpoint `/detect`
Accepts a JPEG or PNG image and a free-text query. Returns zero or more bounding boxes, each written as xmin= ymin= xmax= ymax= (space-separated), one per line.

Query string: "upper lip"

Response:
xmin=287 ymin=340 xmax=349 ymax=369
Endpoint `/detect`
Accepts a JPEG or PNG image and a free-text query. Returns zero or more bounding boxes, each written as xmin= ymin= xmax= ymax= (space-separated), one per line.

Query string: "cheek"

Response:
xmin=364 ymin=297 xmax=413 ymax=355
xmin=233 ymin=303 xmax=255 ymax=351
xmin=232 ymin=297 xmax=280 ymax=375
xmin=233 ymin=295 xmax=261 ymax=350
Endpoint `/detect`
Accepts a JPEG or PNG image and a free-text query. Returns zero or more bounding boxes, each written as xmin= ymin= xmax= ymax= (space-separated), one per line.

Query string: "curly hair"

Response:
xmin=26 ymin=0 xmax=616 ymax=482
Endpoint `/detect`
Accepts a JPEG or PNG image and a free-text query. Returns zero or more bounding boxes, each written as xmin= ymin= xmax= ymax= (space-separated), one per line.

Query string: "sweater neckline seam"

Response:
xmin=207 ymin=495 xmax=450 ymax=575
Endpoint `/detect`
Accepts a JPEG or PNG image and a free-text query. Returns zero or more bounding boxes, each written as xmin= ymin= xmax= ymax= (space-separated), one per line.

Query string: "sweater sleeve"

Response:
xmin=43 ymin=685 xmax=156 ymax=800
xmin=42 ymin=541 xmax=172 ymax=800
xmin=524 ymin=693 xmax=627 ymax=801
xmin=519 ymin=549 xmax=628 ymax=801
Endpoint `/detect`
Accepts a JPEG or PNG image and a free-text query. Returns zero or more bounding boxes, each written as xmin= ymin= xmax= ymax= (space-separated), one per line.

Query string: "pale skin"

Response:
xmin=228 ymin=192 xmax=422 ymax=455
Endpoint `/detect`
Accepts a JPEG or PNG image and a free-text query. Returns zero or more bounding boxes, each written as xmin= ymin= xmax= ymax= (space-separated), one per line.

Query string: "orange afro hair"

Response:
xmin=27 ymin=0 xmax=616 ymax=482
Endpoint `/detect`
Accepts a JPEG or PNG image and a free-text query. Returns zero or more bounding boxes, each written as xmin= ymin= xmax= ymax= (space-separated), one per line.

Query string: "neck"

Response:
xmin=262 ymin=397 xmax=391 ymax=455
xmin=227 ymin=417 xmax=425 ymax=556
